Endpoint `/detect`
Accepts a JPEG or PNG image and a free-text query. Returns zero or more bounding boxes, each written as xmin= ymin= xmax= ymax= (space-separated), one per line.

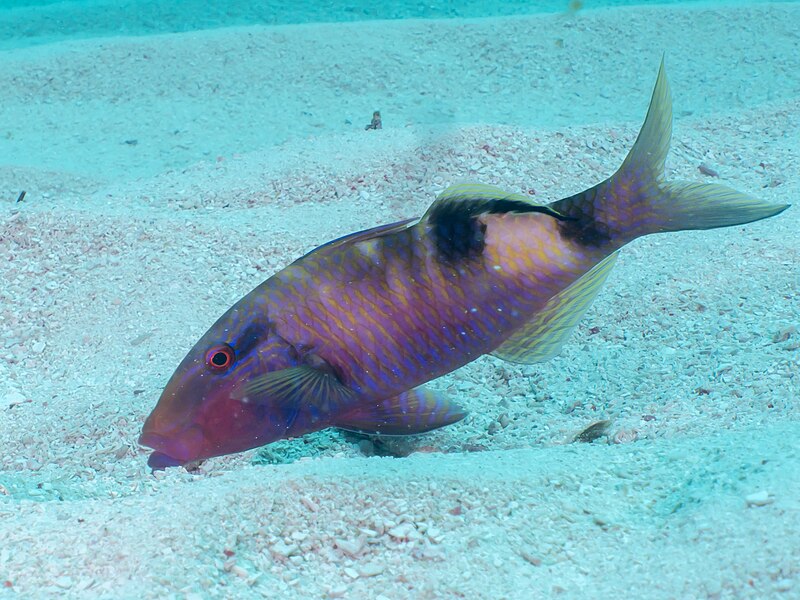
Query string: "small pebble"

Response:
xmin=300 ymin=496 xmax=319 ymax=512
xmin=358 ymin=563 xmax=384 ymax=578
xmin=230 ymin=565 xmax=251 ymax=580
xmin=520 ymin=550 xmax=542 ymax=566
xmin=4 ymin=390 xmax=26 ymax=406
xmin=358 ymin=527 xmax=378 ymax=538
xmin=612 ymin=429 xmax=638 ymax=444
xmin=387 ymin=523 xmax=420 ymax=541
xmin=698 ymin=163 xmax=719 ymax=177
xmin=335 ymin=538 xmax=363 ymax=557
xmin=767 ymin=176 xmax=784 ymax=188
xmin=745 ymin=491 xmax=774 ymax=507
xmin=271 ymin=540 xmax=299 ymax=557
xmin=773 ymin=326 xmax=796 ymax=343
xmin=593 ymin=515 xmax=608 ymax=527
xmin=574 ymin=420 xmax=611 ymax=443
xmin=327 ymin=584 xmax=348 ymax=598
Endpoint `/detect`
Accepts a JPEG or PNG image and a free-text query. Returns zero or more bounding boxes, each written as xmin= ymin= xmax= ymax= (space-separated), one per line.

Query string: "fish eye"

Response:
xmin=205 ymin=344 xmax=235 ymax=371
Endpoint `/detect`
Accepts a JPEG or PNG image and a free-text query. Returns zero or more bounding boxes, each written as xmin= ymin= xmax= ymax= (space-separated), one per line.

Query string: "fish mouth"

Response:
xmin=139 ymin=428 xmax=204 ymax=470
xmin=145 ymin=450 xmax=185 ymax=470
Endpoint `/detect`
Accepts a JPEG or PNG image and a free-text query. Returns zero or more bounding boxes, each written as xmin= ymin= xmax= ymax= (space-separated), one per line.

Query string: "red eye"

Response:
xmin=205 ymin=344 xmax=235 ymax=371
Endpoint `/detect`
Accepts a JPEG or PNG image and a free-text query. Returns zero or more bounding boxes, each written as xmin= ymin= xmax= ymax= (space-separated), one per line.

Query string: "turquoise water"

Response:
xmin=0 ymin=0 xmax=779 ymax=50
xmin=2 ymin=0 xmax=797 ymax=182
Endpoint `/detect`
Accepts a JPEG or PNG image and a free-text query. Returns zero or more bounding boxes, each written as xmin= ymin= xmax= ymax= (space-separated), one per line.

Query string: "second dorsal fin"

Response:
xmin=427 ymin=183 xmax=568 ymax=218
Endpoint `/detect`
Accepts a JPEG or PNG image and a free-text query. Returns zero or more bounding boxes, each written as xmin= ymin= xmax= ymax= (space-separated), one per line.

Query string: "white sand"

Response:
xmin=1 ymin=3 xmax=798 ymax=599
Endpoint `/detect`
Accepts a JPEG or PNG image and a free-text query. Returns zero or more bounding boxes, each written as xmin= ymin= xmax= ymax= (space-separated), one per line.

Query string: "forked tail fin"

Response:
xmin=550 ymin=58 xmax=790 ymax=246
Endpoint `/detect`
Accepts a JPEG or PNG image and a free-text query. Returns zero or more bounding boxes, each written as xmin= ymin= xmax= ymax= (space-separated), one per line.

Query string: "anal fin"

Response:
xmin=334 ymin=387 xmax=466 ymax=435
xmin=492 ymin=252 xmax=618 ymax=364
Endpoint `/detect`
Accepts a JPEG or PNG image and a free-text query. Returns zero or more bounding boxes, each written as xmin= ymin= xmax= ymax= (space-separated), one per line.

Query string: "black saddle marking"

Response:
xmin=557 ymin=219 xmax=612 ymax=247
xmin=428 ymin=196 xmax=572 ymax=262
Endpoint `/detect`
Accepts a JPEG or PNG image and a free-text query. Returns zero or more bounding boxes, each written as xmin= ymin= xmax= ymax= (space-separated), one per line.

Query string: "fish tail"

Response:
xmin=551 ymin=58 xmax=789 ymax=246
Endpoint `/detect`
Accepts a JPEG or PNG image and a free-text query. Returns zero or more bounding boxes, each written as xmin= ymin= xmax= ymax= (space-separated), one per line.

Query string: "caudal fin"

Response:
xmin=550 ymin=58 xmax=790 ymax=245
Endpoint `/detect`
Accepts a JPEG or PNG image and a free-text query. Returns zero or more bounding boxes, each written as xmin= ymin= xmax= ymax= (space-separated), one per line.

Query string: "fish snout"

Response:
xmin=139 ymin=419 xmax=205 ymax=468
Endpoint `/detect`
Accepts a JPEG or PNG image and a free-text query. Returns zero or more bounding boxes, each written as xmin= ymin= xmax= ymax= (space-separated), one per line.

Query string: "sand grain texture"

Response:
xmin=1 ymin=3 xmax=798 ymax=599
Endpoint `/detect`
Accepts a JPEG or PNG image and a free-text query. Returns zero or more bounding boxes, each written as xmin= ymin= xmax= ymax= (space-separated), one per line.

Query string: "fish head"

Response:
xmin=139 ymin=304 xmax=295 ymax=469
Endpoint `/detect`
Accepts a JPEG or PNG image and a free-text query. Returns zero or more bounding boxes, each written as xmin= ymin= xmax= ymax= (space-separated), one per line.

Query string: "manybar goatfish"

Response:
xmin=140 ymin=61 xmax=789 ymax=469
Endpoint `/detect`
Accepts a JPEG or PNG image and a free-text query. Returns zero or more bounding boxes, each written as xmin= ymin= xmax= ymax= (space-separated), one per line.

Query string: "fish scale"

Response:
xmin=280 ymin=227 xmax=508 ymax=394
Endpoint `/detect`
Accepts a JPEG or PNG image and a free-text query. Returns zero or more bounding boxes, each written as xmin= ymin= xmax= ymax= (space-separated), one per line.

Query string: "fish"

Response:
xmin=140 ymin=60 xmax=789 ymax=469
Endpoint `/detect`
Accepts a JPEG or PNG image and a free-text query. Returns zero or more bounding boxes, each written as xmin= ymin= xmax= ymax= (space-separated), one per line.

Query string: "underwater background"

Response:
xmin=1 ymin=0 xmax=798 ymax=598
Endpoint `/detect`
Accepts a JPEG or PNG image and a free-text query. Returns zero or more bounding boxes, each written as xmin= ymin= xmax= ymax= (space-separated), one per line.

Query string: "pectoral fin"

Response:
xmin=492 ymin=252 xmax=618 ymax=364
xmin=232 ymin=365 xmax=357 ymax=428
xmin=334 ymin=387 xmax=466 ymax=435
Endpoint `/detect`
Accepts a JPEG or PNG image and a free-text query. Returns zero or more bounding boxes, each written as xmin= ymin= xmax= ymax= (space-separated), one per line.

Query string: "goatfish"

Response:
xmin=140 ymin=61 xmax=789 ymax=469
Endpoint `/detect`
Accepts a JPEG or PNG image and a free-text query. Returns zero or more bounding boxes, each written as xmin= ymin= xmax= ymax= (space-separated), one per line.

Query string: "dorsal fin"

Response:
xmin=435 ymin=183 xmax=547 ymax=205
xmin=427 ymin=183 xmax=569 ymax=217
xmin=296 ymin=217 xmax=417 ymax=263
xmin=492 ymin=252 xmax=618 ymax=364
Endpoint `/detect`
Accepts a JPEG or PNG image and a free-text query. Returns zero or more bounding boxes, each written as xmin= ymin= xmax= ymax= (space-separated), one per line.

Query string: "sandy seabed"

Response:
xmin=1 ymin=2 xmax=798 ymax=599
